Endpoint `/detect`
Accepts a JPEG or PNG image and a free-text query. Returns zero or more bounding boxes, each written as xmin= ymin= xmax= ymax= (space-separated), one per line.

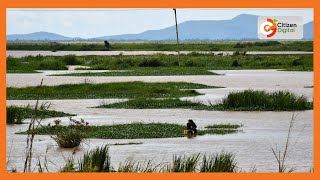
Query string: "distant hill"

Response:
xmin=7 ymin=14 xmax=314 ymax=42
xmin=303 ymin=21 xmax=314 ymax=40
xmin=7 ymin=31 xmax=81 ymax=41
xmin=96 ymin=14 xmax=259 ymax=41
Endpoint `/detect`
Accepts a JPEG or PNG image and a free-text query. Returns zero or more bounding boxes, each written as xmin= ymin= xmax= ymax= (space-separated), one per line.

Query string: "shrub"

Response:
xmin=63 ymin=55 xmax=80 ymax=65
xmin=52 ymin=128 xmax=83 ymax=148
xmin=6 ymin=106 xmax=24 ymax=124
xmin=138 ymin=59 xmax=162 ymax=67
xmin=292 ymin=58 xmax=303 ymax=66
xmin=38 ymin=60 xmax=68 ymax=70
xmin=231 ymin=60 xmax=240 ymax=67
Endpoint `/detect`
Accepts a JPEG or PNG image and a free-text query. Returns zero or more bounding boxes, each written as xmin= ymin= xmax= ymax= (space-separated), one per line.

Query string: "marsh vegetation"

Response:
xmin=60 ymin=145 xmax=238 ymax=172
xmin=7 ymin=81 xmax=218 ymax=100
xmin=6 ymin=105 xmax=74 ymax=124
xmin=7 ymin=41 xmax=313 ymax=51
xmin=98 ymin=90 xmax=312 ymax=111
xmin=17 ymin=122 xmax=243 ymax=139
xmin=7 ymin=53 xmax=313 ymax=74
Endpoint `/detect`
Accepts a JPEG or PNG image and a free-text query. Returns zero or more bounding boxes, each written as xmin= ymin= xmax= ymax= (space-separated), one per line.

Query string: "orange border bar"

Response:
xmin=1 ymin=0 xmax=317 ymax=8
xmin=1 ymin=1 xmax=319 ymax=180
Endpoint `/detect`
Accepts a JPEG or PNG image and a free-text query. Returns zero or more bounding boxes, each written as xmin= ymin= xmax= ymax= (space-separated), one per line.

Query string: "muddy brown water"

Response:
xmin=6 ymin=69 xmax=313 ymax=172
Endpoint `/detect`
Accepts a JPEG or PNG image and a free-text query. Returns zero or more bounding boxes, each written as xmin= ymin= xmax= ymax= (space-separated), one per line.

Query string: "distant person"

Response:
xmin=187 ymin=119 xmax=197 ymax=134
xmin=104 ymin=40 xmax=110 ymax=50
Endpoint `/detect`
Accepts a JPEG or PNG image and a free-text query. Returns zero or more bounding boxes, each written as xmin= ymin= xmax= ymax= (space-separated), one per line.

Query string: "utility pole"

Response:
xmin=173 ymin=8 xmax=180 ymax=66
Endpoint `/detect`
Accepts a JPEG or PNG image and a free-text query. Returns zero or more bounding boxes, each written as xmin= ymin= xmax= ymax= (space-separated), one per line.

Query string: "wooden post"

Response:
xmin=173 ymin=8 xmax=180 ymax=66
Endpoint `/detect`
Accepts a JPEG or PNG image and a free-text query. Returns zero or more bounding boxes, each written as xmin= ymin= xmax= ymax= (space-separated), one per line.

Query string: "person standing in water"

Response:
xmin=187 ymin=119 xmax=197 ymax=134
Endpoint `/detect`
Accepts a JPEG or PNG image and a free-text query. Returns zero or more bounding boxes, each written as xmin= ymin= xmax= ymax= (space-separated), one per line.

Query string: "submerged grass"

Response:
xmin=7 ymin=81 xmax=217 ymax=100
xmin=97 ymin=98 xmax=210 ymax=110
xmin=205 ymin=124 xmax=243 ymax=129
xmin=17 ymin=122 xmax=241 ymax=139
xmin=6 ymin=105 xmax=74 ymax=124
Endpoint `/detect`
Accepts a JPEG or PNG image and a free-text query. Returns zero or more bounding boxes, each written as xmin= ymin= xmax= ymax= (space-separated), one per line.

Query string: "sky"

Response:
xmin=7 ymin=8 xmax=313 ymax=38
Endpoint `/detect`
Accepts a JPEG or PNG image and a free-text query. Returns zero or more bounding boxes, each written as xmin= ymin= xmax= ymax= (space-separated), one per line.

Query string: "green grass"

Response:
xmin=61 ymin=145 xmax=238 ymax=172
xmin=97 ymin=91 xmax=312 ymax=111
xmin=168 ymin=153 xmax=201 ymax=172
xmin=200 ymin=152 xmax=237 ymax=172
xmin=17 ymin=122 xmax=241 ymax=139
xmin=78 ymin=145 xmax=111 ymax=172
xmin=6 ymin=105 xmax=74 ymax=124
xmin=97 ymin=98 xmax=211 ymax=110
xmin=215 ymin=90 xmax=313 ymax=111
xmin=7 ymin=53 xmax=313 ymax=74
xmin=61 ymin=145 xmax=111 ymax=172
xmin=54 ymin=67 xmax=218 ymax=76
xmin=7 ymin=82 xmax=218 ymax=100
xmin=7 ymin=41 xmax=313 ymax=51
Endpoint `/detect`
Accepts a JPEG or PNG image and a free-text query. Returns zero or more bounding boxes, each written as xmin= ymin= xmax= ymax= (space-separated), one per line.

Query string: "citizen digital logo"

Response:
xmin=277 ymin=22 xmax=298 ymax=33
xmin=258 ymin=16 xmax=303 ymax=39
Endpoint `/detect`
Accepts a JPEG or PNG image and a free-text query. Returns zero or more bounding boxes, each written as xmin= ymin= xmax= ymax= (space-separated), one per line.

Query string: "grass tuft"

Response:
xmin=200 ymin=152 xmax=237 ymax=172
xmin=215 ymin=90 xmax=313 ymax=111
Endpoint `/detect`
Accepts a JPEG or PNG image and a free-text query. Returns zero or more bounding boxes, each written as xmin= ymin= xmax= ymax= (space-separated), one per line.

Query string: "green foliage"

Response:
xmin=7 ymin=41 xmax=313 ymax=51
xmin=59 ymin=67 xmax=217 ymax=76
xmin=78 ymin=145 xmax=111 ymax=172
xmin=7 ymin=82 xmax=216 ymax=100
xmin=38 ymin=59 xmax=68 ymax=70
xmin=62 ymin=55 xmax=80 ymax=65
xmin=234 ymin=41 xmax=281 ymax=48
xmin=60 ymin=158 xmax=76 ymax=172
xmin=6 ymin=105 xmax=74 ymax=124
xmin=215 ymin=90 xmax=313 ymax=111
xmin=200 ymin=152 xmax=237 ymax=172
xmin=168 ymin=153 xmax=201 ymax=172
xmin=231 ymin=60 xmax=240 ymax=67
xmin=7 ymin=53 xmax=313 ymax=74
xmin=18 ymin=122 xmax=241 ymax=139
xmin=60 ymin=147 xmax=239 ymax=173
xmin=6 ymin=106 xmax=24 ymax=124
xmin=53 ymin=128 xmax=84 ymax=148
xmin=98 ymin=98 xmax=210 ymax=110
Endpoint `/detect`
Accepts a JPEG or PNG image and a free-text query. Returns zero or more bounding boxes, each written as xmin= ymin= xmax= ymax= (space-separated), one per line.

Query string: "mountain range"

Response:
xmin=7 ymin=14 xmax=314 ymax=41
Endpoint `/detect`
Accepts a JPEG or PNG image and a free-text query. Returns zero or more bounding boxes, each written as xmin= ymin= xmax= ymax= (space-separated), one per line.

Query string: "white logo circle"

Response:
xmin=260 ymin=21 xmax=274 ymax=35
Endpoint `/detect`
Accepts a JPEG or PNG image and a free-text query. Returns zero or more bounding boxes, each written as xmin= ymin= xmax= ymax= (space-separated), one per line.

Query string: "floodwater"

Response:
xmin=7 ymin=50 xmax=313 ymax=58
xmin=6 ymin=69 xmax=313 ymax=172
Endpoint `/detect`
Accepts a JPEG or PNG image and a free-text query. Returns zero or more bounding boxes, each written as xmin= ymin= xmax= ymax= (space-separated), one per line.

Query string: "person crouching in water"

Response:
xmin=187 ymin=119 xmax=197 ymax=134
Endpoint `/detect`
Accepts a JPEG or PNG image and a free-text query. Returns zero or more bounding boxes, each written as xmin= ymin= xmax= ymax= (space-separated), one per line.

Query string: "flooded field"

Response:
xmin=6 ymin=68 xmax=313 ymax=172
